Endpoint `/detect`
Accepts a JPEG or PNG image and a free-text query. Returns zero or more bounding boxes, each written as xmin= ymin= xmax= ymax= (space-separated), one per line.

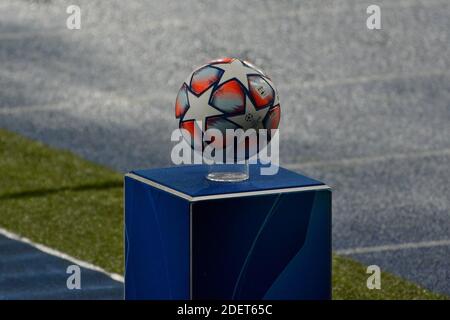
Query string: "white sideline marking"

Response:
xmin=1 ymin=69 xmax=449 ymax=117
xmin=0 ymin=226 xmax=124 ymax=283
xmin=285 ymin=148 xmax=450 ymax=170
xmin=287 ymin=70 xmax=450 ymax=90
xmin=0 ymin=105 xmax=62 ymax=115
xmin=336 ymin=239 xmax=450 ymax=255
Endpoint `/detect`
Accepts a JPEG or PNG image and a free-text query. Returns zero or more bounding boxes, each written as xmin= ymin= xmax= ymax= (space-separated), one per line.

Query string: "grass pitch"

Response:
xmin=0 ymin=128 xmax=446 ymax=299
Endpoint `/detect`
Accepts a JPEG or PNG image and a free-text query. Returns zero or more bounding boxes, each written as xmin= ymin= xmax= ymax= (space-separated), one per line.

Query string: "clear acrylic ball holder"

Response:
xmin=206 ymin=160 xmax=249 ymax=182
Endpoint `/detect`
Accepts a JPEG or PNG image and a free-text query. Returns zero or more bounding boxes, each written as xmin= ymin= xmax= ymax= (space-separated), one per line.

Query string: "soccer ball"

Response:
xmin=175 ymin=58 xmax=280 ymax=159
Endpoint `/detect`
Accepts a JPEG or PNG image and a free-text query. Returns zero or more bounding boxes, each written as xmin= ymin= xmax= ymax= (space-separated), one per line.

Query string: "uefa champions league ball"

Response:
xmin=175 ymin=57 xmax=280 ymax=159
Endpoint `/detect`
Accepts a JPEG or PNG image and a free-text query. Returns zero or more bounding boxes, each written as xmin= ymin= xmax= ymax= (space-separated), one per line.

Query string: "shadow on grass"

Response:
xmin=0 ymin=180 xmax=122 ymax=200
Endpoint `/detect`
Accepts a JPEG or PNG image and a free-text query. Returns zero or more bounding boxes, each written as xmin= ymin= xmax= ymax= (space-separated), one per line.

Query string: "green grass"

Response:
xmin=0 ymin=128 xmax=447 ymax=299
xmin=0 ymin=129 xmax=123 ymax=273
xmin=332 ymin=255 xmax=445 ymax=299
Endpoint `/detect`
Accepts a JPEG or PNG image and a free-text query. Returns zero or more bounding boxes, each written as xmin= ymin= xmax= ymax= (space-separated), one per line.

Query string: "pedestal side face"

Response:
xmin=125 ymin=176 xmax=190 ymax=299
xmin=191 ymin=190 xmax=331 ymax=300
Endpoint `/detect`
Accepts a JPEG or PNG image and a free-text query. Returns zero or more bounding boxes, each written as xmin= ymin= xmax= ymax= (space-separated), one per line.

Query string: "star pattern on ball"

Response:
xmin=227 ymin=96 xmax=269 ymax=130
xmin=215 ymin=59 xmax=261 ymax=91
xmin=183 ymin=86 xmax=224 ymax=132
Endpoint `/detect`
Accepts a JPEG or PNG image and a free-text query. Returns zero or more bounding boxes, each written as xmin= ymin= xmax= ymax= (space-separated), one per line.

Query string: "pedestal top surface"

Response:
xmin=130 ymin=165 xmax=326 ymax=199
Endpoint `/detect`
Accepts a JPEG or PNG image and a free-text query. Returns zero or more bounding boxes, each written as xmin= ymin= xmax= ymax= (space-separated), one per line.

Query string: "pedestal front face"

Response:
xmin=124 ymin=177 xmax=190 ymax=300
xmin=124 ymin=165 xmax=331 ymax=300
xmin=191 ymin=191 xmax=331 ymax=300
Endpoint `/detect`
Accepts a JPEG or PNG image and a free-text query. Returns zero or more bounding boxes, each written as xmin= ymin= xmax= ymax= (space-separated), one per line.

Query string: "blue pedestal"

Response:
xmin=124 ymin=165 xmax=331 ymax=300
